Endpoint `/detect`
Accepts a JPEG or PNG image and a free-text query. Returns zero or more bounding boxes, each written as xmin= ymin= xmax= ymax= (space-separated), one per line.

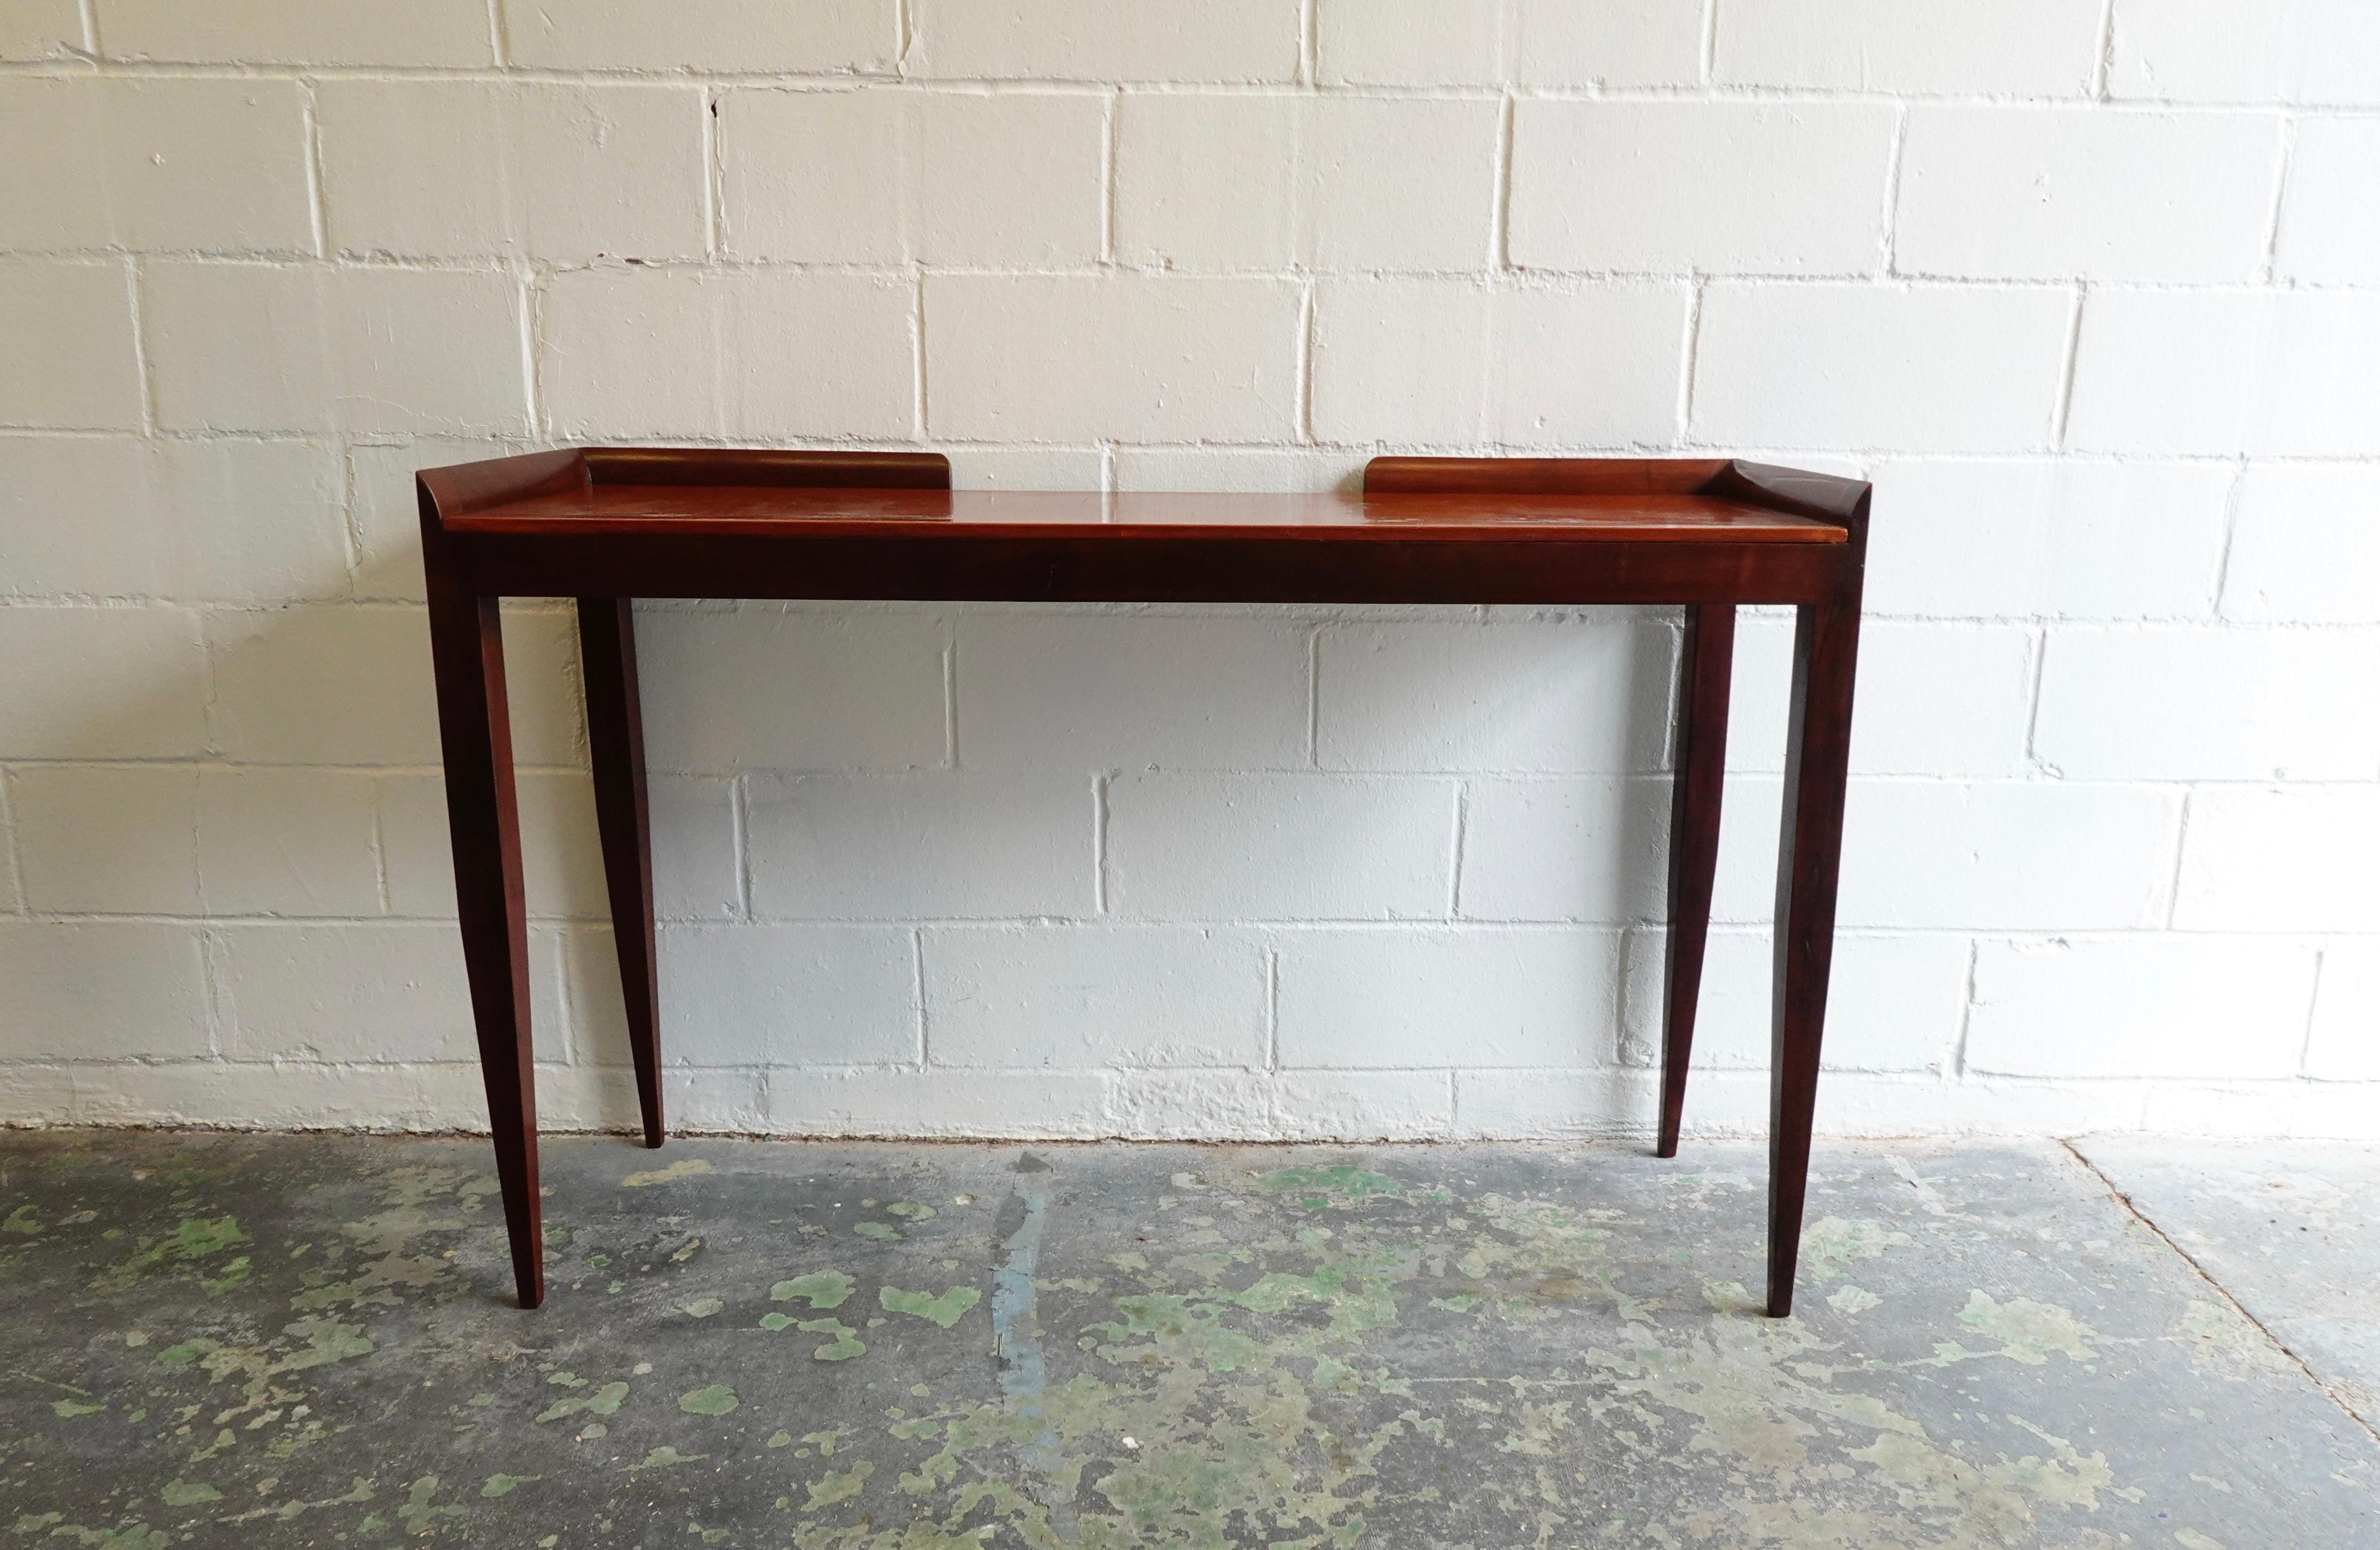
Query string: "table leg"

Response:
xmin=1766 ymin=597 xmax=1861 ymax=1317
xmin=1657 ymin=603 xmax=1734 ymax=1158
xmin=426 ymin=582 xmax=544 ymax=1309
xmin=577 ymin=597 xmax=664 ymax=1150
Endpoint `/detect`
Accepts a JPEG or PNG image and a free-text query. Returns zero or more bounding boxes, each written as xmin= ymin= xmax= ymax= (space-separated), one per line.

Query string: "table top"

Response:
xmin=441 ymin=486 xmax=1848 ymax=545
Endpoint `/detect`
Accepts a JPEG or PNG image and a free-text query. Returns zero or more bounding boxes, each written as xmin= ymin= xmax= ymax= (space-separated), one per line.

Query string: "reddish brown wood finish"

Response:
xmin=1657 ymin=602 xmax=1734 ymax=1161
xmin=417 ymin=448 xmax=1866 ymax=1316
xmin=1766 ymin=519 xmax=1867 ymax=1317
xmin=419 ymin=490 xmax=543 ymax=1309
xmin=576 ymin=596 xmax=663 ymax=1149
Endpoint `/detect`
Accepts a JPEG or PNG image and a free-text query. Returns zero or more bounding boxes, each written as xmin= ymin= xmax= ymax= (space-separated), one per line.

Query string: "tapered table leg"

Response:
xmin=426 ymin=580 xmax=544 ymax=1309
xmin=1658 ymin=603 xmax=1734 ymax=1158
xmin=1766 ymin=596 xmax=1861 ymax=1318
xmin=577 ymin=597 xmax=664 ymax=1149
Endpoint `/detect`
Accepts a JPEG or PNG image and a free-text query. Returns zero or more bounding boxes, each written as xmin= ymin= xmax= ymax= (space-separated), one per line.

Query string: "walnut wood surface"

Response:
xmin=418 ymin=447 xmax=1868 ymax=1317
xmin=442 ymin=487 xmax=1844 ymax=543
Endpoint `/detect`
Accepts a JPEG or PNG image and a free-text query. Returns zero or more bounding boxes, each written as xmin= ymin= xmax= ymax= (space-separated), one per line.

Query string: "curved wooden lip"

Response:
xmin=421 ymin=449 xmax=1857 ymax=544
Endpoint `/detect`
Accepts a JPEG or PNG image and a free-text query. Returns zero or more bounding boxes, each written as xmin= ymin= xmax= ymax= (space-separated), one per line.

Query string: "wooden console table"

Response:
xmin=417 ymin=449 xmax=1867 ymax=1316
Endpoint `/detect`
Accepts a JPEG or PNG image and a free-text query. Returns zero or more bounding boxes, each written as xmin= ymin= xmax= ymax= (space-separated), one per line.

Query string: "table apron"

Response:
xmin=457 ymin=530 xmax=1852 ymax=606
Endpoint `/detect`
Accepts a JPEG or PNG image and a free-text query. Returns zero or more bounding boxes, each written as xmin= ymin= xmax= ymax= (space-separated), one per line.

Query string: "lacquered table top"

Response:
xmin=442 ymin=485 xmax=1850 ymax=544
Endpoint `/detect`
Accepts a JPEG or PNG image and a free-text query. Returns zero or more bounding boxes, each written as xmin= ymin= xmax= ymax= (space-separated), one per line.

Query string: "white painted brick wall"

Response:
xmin=2 ymin=0 xmax=2374 ymax=1144
xmin=1894 ymin=107 xmax=2281 ymax=284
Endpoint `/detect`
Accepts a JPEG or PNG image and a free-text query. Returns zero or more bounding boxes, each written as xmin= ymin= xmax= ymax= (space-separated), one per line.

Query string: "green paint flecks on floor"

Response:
xmin=879 ymin=1285 xmax=981 ymax=1328
xmin=0 ymin=1132 xmax=2373 ymax=1548
xmin=771 ymin=1268 xmax=855 ymax=1309
xmin=621 ymin=1157 xmax=713 ymax=1188
xmin=798 ymin=1319 xmax=866 ymax=1361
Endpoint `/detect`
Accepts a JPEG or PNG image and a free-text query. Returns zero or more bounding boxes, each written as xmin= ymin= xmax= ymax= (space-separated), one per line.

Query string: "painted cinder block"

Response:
xmin=2066 ymin=289 xmax=2380 ymax=457
xmin=1115 ymin=94 xmax=1499 ymax=271
xmin=2306 ymin=942 xmax=2380 ymax=1081
xmin=204 ymin=605 xmax=440 ymax=767
xmin=213 ymin=921 xmax=568 ymax=1064
xmin=1864 ymin=460 xmax=2232 ymax=621
xmin=0 ymin=920 xmax=210 ymax=1060
xmin=1617 ymin=929 xmax=1972 ymax=1074
xmin=1274 ymin=926 xmax=1624 ymax=1069
xmin=746 ymin=772 xmax=1097 ymax=921
xmin=11 ymin=765 xmax=200 ymax=915
xmin=1714 ymin=0 xmax=2102 ymax=94
xmin=1819 ymin=780 xmax=2182 ymax=931
xmin=97 ymin=0 xmax=493 ymax=66
xmin=658 ymin=925 xmax=919 ymax=1068
xmin=1105 ymin=773 xmax=1457 ymax=920
xmin=541 ymin=268 xmax=915 ymax=441
xmin=2108 ymin=0 xmax=2380 ymax=105
xmin=636 ymin=605 xmax=950 ymax=774
xmin=197 ymin=768 xmax=383 ymax=918
xmin=0 ymin=605 xmax=209 ymax=759
xmin=1690 ymin=282 xmax=2071 ymax=451
xmin=0 ymin=77 xmax=314 ymax=255
xmin=0 ymin=0 xmax=2369 ymax=1138
xmin=954 ymin=610 xmax=1311 ymax=771
xmin=762 ymin=1069 xmax=1111 ymax=1139
xmin=1713 ymin=618 xmax=2037 ymax=779
xmin=2174 ymin=787 xmax=2380 ymax=934
xmin=2219 ymin=465 xmax=2380 ymax=625
xmin=921 ymin=925 xmax=1270 ymax=1069
xmin=0 ymin=261 xmax=141 ymax=430
xmin=2275 ymin=119 xmax=2380 ymax=286
xmin=906 ymin=0 xmax=1299 ymax=81
xmin=924 ymin=274 xmax=1300 ymax=442
xmin=1310 ymin=280 xmax=1687 ymax=448
xmin=500 ymin=0 xmax=896 ymax=72
xmin=319 ymin=82 xmax=708 ymax=263
xmin=1 ymin=2 xmax=81 ymax=62
xmin=347 ymin=435 xmax=528 ymax=604
xmin=1265 ymin=1071 xmax=1455 ymax=1140
xmin=1510 ymin=101 xmax=1896 ymax=276
xmin=1317 ymin=0 xmax=1701 ymax=88
xmin=1455 ymin=777 xmax=1670 ymax=924
xmin=1966 ymin=936 xmax=2316 ymax=1079
xmin=0 ymin=435 xmax=348 ymax=602
xmin=1316 ymin=615 xmax=1674 ymax=774
xmin=723 ymin=89 xmax=1105 ymax=266
xmin=2034 ymin=627 xmax=2380 ymax=781
xmin=146 ymin=263 xmax=530 ymax=435
xmin=1894 ymin=107 xmax=2281 ymax=283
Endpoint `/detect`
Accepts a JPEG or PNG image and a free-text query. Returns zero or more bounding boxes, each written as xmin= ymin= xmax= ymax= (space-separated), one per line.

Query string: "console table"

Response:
xmin=417 ymin=449 xmax=1867 ymax=1316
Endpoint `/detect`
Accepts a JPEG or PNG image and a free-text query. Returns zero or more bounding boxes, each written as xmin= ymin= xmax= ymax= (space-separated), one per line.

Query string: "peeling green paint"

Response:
xmin=803 ymin=1460 xmax=874 ymax=1512
xmin=678 ymin=1383 xmax=739 ymax=1415
xmin=880 ymin=1285 xmax=981 ymax=1328
xmin=1 ymin=1132 xmax=2362 ymax=1550
xmin=800 ymin=1319 xmax=867 ymax=1361
xmin=535 ymin=1380 xmax=628 ymax=1424
xmin=773 ymin=1269 xmax=856 ymax=1309
xmin=622 ymin=1157 xmax=713 ymax=1187
xmin=632 ymin=1446 xmax=706 ymax=1471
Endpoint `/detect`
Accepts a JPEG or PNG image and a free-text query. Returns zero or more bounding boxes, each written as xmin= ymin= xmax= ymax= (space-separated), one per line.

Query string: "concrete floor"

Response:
xmin=1 ymin=1133 xmax=2373 ymax=1548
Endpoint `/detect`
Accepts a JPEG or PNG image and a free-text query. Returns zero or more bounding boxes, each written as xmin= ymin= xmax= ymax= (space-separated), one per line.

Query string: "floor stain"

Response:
xmin=0 ymin=1132 xmax=2371 ymax=1547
